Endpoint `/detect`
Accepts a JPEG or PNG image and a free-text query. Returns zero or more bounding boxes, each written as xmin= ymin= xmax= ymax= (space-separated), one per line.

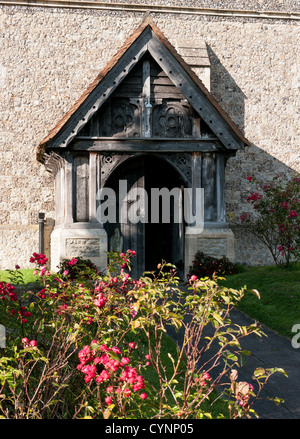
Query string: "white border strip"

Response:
xmin=0 ymin=0 xmax=299 ymax=21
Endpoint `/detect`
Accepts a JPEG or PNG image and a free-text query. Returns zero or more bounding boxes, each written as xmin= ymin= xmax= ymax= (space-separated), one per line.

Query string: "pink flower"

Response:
xmin=202 ymin=372 xmax=210 ymax=380
xmin=112 ymin=346 xmax=121 ymax=355
xmin=94 ymin=293 xmax=107 ymax=309
xmin=189 ymin=275 xmax=198 ymax=282
xmin=39 ymin=268 xmax=46 ymax=276
xmin=84 ymin=375 xmax=93 ymax=383
xmin=121 ymin=357 xmax=130 ymax=365
xmin=240 ymin=214 xmax=249 ymax=223
xmin=63 ymin=270 xmax=69 ymax=276
xmin=29 ymin=340 xmax=37 ymax=347
xmin=15 ymin=265 xmax=20 ymax=270
xmin=95 ymin=375 xmax=103 ymax=383
xmin=289 ymin=210 xmax=298 ymax=218
xmin=200 ymin=372 xmax=211 ymax=386
xmin=246 ymin=192 xmax=262 ymax=202
xmin=29 ymin=253 xmax=48 ymax=265
xmin=140 ymin=393 xmax=148 ymax=400
xmin=129 ymin=342 xmax=135 ymax=348
xmin=123 ymin=389 xmax=131 ymax=397
xmin=280 ymin=202 xmax=289 ymax=209
xmin=22 ymin=337 xmax=29 ymax=344
xmin=100 ymin=370 xmax=110 ymax=381
xmin=247 ymin=176 xmax=253 ymax=182
xmin=105 ymin=396 xmax=112 ymax=405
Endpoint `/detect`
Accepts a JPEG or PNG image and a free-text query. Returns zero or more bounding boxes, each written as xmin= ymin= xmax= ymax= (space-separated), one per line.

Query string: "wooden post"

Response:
xmin=142 ymin=59 xmax=152 ymax=138
xmin=89 ymin=152 xmax=99 ymax=223
xmin=202 ymin=152 xmax=216 ymax=222
xmin=192 ymin=152 xmax=202 ymax=220
xmin=216 ymin=153 xmax=225 ymax=223
xmin=55 ymin=166 xmax=64 ymax=225
xmin=65 ymin=152 xmax=74 ymax=224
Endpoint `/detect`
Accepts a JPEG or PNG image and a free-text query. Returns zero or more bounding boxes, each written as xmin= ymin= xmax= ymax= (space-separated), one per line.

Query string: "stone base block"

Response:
xmin=184 ymin=224 xmax=235 ymax=278
xmin=50 ymin=225 xmax=107 ymax=272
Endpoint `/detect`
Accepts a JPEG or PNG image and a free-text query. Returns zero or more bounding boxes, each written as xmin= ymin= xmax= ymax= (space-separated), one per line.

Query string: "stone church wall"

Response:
xmin=0 ymin=1 xmax=299 ymax=269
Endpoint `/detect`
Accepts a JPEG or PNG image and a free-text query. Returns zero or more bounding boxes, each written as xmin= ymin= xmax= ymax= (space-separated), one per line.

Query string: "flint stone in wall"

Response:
xmin=0 ymin=3 xmax=298 ymax=268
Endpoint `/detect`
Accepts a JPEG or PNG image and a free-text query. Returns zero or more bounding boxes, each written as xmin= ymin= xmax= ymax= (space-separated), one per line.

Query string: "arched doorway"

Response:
xmin=102 ymin=155 xmax=186 ymax=278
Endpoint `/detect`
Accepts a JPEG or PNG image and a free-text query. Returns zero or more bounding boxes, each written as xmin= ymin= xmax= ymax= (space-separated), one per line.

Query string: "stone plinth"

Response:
xmin=185 ymin=223 xmax=235 ymax=277
xmin=50 ymin=224 xmax=107 ymax=272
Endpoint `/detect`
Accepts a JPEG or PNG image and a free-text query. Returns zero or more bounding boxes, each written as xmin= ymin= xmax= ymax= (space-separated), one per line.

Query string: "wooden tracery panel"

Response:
xmin=152 ymin=100 xmax=193 ymax=138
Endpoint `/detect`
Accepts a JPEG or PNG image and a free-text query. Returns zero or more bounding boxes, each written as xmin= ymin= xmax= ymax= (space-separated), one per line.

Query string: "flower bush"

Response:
xmin=187 ymin=251 xmax=236 ymax=281
xmin=58 ymin=257 xmax=99 ymax=280
xmin=0 ymin=251 xmax=286 ymax=419
xmin=240 ymin=174 xmax=300 ymax=266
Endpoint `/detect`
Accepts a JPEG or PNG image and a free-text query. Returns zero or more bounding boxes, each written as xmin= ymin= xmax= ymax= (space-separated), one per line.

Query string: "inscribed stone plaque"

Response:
xmin=66 ymin=238 xmax=100 ymax=258
xmin=197 ymin=238 xmax=227 ymax=259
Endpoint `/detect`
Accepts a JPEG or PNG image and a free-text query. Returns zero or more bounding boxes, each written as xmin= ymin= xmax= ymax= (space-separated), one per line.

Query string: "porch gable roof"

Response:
xmin=36 ymin=17 xmax=250 ymax=163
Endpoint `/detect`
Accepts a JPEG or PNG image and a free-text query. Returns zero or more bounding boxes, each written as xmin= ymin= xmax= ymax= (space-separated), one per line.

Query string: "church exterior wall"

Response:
xmin=0 ymin=1 xmax=299 ymax=269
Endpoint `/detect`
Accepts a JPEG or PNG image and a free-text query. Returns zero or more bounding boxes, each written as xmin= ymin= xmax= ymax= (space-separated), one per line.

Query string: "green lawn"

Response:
xmin=220 ymin=262 xmax=300 ymax=339
xmin=0 ymin=269 xmax=37 ymax=284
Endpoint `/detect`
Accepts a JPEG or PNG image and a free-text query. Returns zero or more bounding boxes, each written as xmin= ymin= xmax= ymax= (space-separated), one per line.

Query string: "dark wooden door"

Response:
xmin=104 ymin=155 xmax=185 ymax=279
xmin=120 ymin=161 xmax=145 ymax=279
xmin=104 ymin=157 xmax=145 ymax=279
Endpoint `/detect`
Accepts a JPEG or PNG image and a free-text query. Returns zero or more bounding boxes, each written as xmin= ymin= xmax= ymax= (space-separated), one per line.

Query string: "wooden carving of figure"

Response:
xmin=110 ymin=228 xmax=123 ymax=253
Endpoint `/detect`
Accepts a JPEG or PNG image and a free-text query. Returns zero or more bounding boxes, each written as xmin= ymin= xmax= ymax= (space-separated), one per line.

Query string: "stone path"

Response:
xmin=167 ymin=298 xmax=300 ymax=419
xmin=224 ymin=308 xmax=300 ymax=418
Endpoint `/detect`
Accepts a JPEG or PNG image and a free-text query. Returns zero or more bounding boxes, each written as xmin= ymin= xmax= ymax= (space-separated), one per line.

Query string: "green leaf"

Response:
xmin=268 ymin=367 xmax=288 ymax=378
xmin=226 ymin=353 xmax=238 ymax=361
xmin=249 ymin=289 xmax=261 ymax=299
xmin=240 ymin=350 xmax=251 ymax=356
xmin=104 ymin=404 xmax=115 ymax=419
xmin=213 ymin=313 xmax=224 ymax=326
xmin=168 ymin=353 xmax=175 ymax=364
xmin=268 ymin=396 xmax=285 ymax=406
xmin=253 ymin=367 xmax=266 ymax=378
xmin=131 ymin=319 xmax=141 ymax=329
